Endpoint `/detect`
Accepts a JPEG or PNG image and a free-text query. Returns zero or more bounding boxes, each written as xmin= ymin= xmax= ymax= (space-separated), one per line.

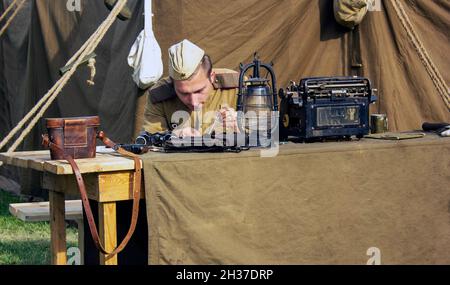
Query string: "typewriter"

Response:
xmin=279 ymin=76 xmax=377 ymax=141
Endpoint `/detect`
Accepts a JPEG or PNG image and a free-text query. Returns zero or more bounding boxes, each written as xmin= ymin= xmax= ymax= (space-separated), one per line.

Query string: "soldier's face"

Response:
xmin=174 ymin=68 xmax=215 ymax=111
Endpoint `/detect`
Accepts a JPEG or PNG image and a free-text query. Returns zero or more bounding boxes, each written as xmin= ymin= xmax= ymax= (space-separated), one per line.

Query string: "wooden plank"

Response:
xmin=42 ymin=171 xmax=145 ymax=202
xmin=99 ymin=202 xmax=118 ymax=265
xmin=42 ymin=172 xmax=97 ymax=198
xmin=28 ymin=155 xmax=51 ymax=171
xmin=43 ymin=154 xmax=141 ymax=175
xmin=77 ymin=219 xmax=85 ymax=265
xmin=0 ymin=151 xmax=49 ymax=171
xmin=0 ymin=146 xmax=133 ymax=174
xmin=9 ymin=200 xmax=82 ymax=222
xmin=97 ymin=171 xmax=145 ymax=202
xmin=49 ymin=191 xmax=67 ymax=265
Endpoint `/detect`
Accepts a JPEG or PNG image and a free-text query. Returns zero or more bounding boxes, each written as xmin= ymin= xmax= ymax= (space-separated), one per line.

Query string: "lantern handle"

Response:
xmin=236 ymin=53 xmax=278 ymax=112
xmin=260 ymin=62 xmax=278 ymax=112
xmin=237 ymin=61 xmax=255 ymax=111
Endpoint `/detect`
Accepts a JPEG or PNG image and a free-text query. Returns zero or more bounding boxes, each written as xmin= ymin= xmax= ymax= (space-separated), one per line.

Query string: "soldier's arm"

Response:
xmin=141 ymin=77 xmax=177 ymax=133
xmin=142 ymin=92 xmax=170 ymax=133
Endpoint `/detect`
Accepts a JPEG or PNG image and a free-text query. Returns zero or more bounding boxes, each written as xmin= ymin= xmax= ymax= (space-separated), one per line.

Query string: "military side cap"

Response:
xmin=168 ymin=39 xmax=205 ymax=81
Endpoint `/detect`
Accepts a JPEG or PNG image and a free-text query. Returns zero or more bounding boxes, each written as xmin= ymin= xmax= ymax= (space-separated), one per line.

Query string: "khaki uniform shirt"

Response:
xmin=142 ymin=69 xmax=239 ymax=134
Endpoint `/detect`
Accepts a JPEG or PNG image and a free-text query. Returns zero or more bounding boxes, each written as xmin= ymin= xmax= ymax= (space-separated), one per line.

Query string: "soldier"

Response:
xmin=142 ymin=39 xmax=239 ymax=137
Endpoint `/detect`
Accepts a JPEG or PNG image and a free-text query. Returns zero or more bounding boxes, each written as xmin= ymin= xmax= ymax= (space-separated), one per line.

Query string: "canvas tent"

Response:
xmin=1 ymin=0 xmax=449 ymax=195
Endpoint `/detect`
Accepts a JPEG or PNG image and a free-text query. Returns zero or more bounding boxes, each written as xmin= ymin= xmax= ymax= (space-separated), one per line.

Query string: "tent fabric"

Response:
xmin=0 ymin=0 xmax=143 ymax=195
xmin=1 ymin=0 xmax=144 ymax=146
xmin=0 ymin=0 xmax=33 ymax=183
xmin=0 ymin=0 xmax=449 ymax=190
xmin=142 ymin=135 xmax=450 ymax=264
xmin=151 ymin=0 xmax=449 ymax=131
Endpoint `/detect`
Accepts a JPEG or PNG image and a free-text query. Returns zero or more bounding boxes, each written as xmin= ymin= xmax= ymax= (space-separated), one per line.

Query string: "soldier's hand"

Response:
xmin=219 ymin=106 xmax=240 ymax=133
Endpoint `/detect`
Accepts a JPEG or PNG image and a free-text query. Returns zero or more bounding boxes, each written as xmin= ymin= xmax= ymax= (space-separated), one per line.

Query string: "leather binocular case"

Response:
xmin=45 ymin=116 xmax=100 ymax=160
xmin=42 ymin=116 xmax=141 ymax=258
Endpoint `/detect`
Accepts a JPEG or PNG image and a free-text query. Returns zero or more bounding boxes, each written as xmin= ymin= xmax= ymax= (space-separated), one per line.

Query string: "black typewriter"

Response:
xmin=279 ymin=76 xmax=377 ymax=141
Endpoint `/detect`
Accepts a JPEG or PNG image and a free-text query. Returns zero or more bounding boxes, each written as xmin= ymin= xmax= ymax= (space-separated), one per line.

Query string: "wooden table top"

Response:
xmin=0 ymin=147 xmax=141 ymax=175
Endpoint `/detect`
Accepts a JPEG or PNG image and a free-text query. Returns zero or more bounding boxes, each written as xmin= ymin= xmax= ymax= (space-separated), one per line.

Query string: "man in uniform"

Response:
xmin=142 ymin=39 xmax=239 ymax=137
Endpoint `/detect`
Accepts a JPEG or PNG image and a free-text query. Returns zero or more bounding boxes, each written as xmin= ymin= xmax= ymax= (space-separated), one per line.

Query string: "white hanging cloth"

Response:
xmin=128 ymin=0 xmax=163 ymax=89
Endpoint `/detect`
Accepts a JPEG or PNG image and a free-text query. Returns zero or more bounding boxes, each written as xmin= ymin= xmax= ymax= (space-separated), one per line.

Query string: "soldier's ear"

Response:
xmin=209 ymin=71 xmax=216 ymax=84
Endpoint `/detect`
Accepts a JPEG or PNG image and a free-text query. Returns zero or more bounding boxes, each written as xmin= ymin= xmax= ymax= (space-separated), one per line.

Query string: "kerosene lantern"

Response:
xmin=236 ymin=53 xmax=278 ymax=147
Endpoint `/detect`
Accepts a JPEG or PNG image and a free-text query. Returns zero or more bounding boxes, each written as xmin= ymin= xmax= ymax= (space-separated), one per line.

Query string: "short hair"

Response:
xmin=187 ymin=54 xmax=213 ymax=80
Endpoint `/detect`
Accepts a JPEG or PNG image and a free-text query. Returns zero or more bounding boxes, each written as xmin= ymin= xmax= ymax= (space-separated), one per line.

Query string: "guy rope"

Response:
xmin=0 ymin=0 xmax=27 ymax=38
xmin=0 ymin=0 xmax=129 ymax=156
xmin=391 ymin=0 xmax=450 ymax=110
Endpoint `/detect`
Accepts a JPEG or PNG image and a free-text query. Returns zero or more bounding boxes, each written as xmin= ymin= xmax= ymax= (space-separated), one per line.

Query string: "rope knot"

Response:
xmin=87 ymin=58 xmax=96 ymax=86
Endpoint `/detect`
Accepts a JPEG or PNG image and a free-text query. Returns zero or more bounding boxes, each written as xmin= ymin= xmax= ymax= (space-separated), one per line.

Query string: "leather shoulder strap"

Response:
xmin=42 ymin=133 xmax=141 ymax=259
xmin=213 ymin=68 xmax=239 ymax=89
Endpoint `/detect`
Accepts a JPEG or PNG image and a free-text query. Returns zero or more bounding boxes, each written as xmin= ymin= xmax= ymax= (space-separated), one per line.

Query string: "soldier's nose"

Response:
xmin=188 ymin=96 xmax=201 ymax=108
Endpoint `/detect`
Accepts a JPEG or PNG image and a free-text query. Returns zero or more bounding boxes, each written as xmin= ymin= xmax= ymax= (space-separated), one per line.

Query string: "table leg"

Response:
xmin=76 ymin=219 xmax=84 ymax=265
xmin=99 ymin=202 xmax=118 ymax=265
xmin=49 ymin=190 xmax=67 ymax=265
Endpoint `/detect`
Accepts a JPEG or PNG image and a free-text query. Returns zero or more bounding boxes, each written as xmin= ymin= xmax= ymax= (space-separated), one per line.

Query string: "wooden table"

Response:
xmin=0 ymin=147 xmax=143 ymax=265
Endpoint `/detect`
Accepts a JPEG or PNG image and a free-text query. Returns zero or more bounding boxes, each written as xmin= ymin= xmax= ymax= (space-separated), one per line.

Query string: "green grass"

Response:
xmin=0 ymin=189 xmax=78 ymax=265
